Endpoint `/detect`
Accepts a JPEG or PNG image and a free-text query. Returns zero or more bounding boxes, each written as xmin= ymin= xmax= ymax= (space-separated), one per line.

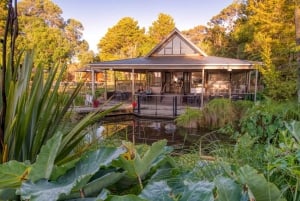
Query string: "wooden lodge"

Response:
xmin=85 ymin=28 xmax=261 ymax=117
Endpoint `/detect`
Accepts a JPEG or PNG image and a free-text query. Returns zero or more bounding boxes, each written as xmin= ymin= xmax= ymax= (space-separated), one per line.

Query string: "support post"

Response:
xmin=104 ymin=70 xmax=107 ymax=100
xmin=201 ymin=68 xmax=205 ymax=108
xmin=131 ymin=68 xmax=135 ymax=101
xmin=254 ymin=69 xmax=258 ymax=102
xmin=91 ymin=69 xmax=95 ymax=98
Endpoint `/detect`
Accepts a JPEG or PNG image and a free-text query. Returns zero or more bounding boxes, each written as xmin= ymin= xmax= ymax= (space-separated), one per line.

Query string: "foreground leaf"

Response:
xmin=139 ymin=181 xmax=173 ymax=201
xmin=0 ymin=160 xmax=29 ymax=188
xmin=20 ymin=147 xmax=125 ymax=201
xmin=114 ymin=140 xmax=169 ymax=179
xmin=106 ymin=194 xmax=147 ymax=201
xmin=214 ymin=176 xmax=242 ymax=201
xmin=29 ymin=132 xmax=62 ymax=182
xmin=180 ymin=180 xmax=214 ymax=201
xmin=237 ymin=165 xmax=285 ymax=201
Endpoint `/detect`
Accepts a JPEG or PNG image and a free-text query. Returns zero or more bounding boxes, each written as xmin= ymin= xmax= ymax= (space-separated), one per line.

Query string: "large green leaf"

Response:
xmin=51 ymin=158 xmax=80 ymax=181
xmin=0 ymin=188 xmax=18 ymax=200
xmin=19 ymin=179 xmax=74 ymax=201
xmin=19 ymin=147 xmax=125 ymax=201
xmin=62 ymin=172 xmax=125 ymax=200
xmin=179 ymin=180 xmax=214 ymax=201
xmin=139 ymin=181 xmax=173 ymax=201
xmin=29 ymin=132 xmax=62 ymax=182
xmin=214 ymin=176 xmax=242 ymax=201
xmin=285 ymin=121 xmax=300 ymax=143
xmin=237 ymin=165 xmax=286 ymax=201
xmin=106 ymin=195 xmax=147 ymax=201
xmin=0 ymin=160 xmax=29 ymax=188
xmin=113 ymin=140 xmax=169 ymax=179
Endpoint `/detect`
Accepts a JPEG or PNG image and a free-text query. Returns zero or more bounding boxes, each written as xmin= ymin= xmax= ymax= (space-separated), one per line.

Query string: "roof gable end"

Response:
xmin=146 ymin=28 xmax=207 ymax=57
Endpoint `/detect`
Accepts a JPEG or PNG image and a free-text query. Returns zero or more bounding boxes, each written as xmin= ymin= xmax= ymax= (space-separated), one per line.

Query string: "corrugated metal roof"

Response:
xmin=89 ymin=56 xmax=258 ymax=67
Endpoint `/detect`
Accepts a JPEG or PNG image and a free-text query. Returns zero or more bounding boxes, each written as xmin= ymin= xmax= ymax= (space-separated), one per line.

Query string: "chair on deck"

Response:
xmin=85 ymin=94 xmax=93 ymax=106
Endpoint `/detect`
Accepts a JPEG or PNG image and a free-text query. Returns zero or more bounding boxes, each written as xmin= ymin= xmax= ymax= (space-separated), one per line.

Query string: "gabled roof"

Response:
xmin=146 ymin=28 xmax=208 ymax=57
xmin=89 ymin=28 xmax=261 ymax=71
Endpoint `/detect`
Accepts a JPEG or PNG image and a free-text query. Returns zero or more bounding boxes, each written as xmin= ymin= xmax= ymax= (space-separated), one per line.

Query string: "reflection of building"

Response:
xmin=87 ymin=28 xmax=261 ymax=108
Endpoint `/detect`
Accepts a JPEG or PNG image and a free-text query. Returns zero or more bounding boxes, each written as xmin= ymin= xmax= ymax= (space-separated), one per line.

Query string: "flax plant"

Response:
xmin=0 ymin=50 xmax=120 ymax=163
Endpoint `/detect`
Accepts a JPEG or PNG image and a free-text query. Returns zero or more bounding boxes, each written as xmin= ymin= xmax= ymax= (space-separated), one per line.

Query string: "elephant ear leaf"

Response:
xmin=285 ymin=121 xmax=300 ymax=143
xmin=19 ymin=147 xmax=125 ymax=201
xmin=237 ymin=165 xmax=286 ymax=201
xmin=180 ymin=180 xmax=214 ymax=201
xmin=139 ymin=181 xmax=173 ymax=201
xmin=0 ymin=160 xmax=29 ymax=188
xmin=29 ymin=133 xmax=62 ymax=182
xmin=114 ymin=140 xmax=169 ymax=179
xmin=106 ymin=194 xmax=147 ymax=201
xmin=214 ymin=176 xmax=242 ymax=201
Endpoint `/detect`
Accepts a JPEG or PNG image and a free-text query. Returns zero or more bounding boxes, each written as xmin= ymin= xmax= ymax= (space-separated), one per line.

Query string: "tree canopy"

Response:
xmin=0 ymin=0 xmax=94 ymax=69
xmin=98 ymin=17 xmax=146 ymax=61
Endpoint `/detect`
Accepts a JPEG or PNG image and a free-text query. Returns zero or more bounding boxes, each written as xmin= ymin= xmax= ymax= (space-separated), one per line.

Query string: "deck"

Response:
xmin=73 ymin=92 xmax=255 ymax=118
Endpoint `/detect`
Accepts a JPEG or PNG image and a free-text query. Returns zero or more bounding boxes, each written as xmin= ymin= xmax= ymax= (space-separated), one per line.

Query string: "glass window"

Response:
xmin=191 ymin=72 xmax=203 ymax=87
xmin=149 ymin=72 xmax=161 ymax=87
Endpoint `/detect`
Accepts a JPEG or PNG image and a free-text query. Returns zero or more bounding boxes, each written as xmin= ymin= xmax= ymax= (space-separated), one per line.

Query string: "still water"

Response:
xmin=90 ymin=115 xmax=228 ymax=153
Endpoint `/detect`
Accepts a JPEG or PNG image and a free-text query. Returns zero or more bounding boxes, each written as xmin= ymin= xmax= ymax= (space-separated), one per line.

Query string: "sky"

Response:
xmin=52 ymin=0 xmax=233 ymax=53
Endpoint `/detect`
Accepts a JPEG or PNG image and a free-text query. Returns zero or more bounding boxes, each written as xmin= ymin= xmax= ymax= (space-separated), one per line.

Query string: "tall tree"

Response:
xmin=148 ymin=13 xmax=175 ymax=45
xmin=204 ymin=1 xmax=243 ymax=57
xmin=98 ymin=17 xmax=145 ymax=61
xmin=240 ymin=0 xmax=296 ymax=100
xmin=0 ymin=0 xmax=8 ymax=38
xmin=296 ymin=0 xmax=300 ymax=103
xmin=182 ymin=25 xmax=207 ymax=51
xmin=15 ymin=0 xmax=91 ymax=69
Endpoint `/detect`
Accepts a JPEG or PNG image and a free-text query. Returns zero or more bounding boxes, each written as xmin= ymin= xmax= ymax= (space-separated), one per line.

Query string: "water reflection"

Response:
xmin=95 ymin=115 xmax=225 ymax=152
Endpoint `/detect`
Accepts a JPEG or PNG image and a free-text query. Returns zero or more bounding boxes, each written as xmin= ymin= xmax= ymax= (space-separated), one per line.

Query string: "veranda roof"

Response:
xmin=89 ymin=55 xmax=258 ymax=71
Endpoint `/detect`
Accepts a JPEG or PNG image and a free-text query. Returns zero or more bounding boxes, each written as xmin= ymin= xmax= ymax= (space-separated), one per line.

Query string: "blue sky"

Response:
xmin=52 ymin=0 xmax=233 ymax=53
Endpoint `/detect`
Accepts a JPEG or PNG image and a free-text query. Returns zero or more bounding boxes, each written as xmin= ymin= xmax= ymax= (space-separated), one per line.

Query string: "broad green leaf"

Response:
xmin=0 ymin=188 xmax=18 ymax=200
xmin=285 ymin=121 xmax=300 ymax=143
xmin=237 ymin=165 xmax=285 ymax=201
xmin=180 ymin=180 xmax=214 ymax=201
xmin=51 ymin=158 xmax=80 ymax=181
xmin=29 ymin=132 xmax=62 ymax=182
xmin=19 ymin=147 xmax=125 ymax=201
xmin=19 ymin=179 xmax=74 ymax=201
xmin=214 ymin=176 xmax=242 ymax=201
xmin=114 ymin=140 xmax=168 ymax=179
xmin=139 ymin=181 xmax=173 ymax=201
xmin=106 ymin=194 xmax=147 ymax=201
xmin=63 ymin=172 xmax=125 ymax=199
xmin=0 ymin=160 xmax=29 ymax=188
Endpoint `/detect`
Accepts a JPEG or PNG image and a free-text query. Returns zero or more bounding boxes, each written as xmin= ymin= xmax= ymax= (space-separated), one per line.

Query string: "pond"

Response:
xmin=88 ymin=115 xmax=231 ymax=154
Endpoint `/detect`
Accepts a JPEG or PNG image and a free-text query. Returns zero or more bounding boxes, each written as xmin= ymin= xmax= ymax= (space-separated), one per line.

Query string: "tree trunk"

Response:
xmin=295 ymin=4 xmax=300 ymax=103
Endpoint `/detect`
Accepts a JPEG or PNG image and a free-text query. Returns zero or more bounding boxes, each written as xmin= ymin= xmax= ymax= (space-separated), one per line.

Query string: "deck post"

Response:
xmin=254 ymin=69 xmax=258 ymax=102
xmin=91 ymin=69 xmax=95 ymax=98
xmin=104 ymin=70 xmax=107 ymax=100
xmin=201 ymin=68 xmax=205 ymax=108
xmin=248 ymin=71 xmax=252 ymax=93
xmin=131 ymin=68 xmax=135 ymax=101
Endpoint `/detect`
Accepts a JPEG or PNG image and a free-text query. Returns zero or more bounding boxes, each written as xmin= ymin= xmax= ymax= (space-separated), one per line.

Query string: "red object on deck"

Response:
xmin=132 ymin=101 xmax=137 ymax=109
xmin=93 ymin=100 xmax=100 ymax=108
